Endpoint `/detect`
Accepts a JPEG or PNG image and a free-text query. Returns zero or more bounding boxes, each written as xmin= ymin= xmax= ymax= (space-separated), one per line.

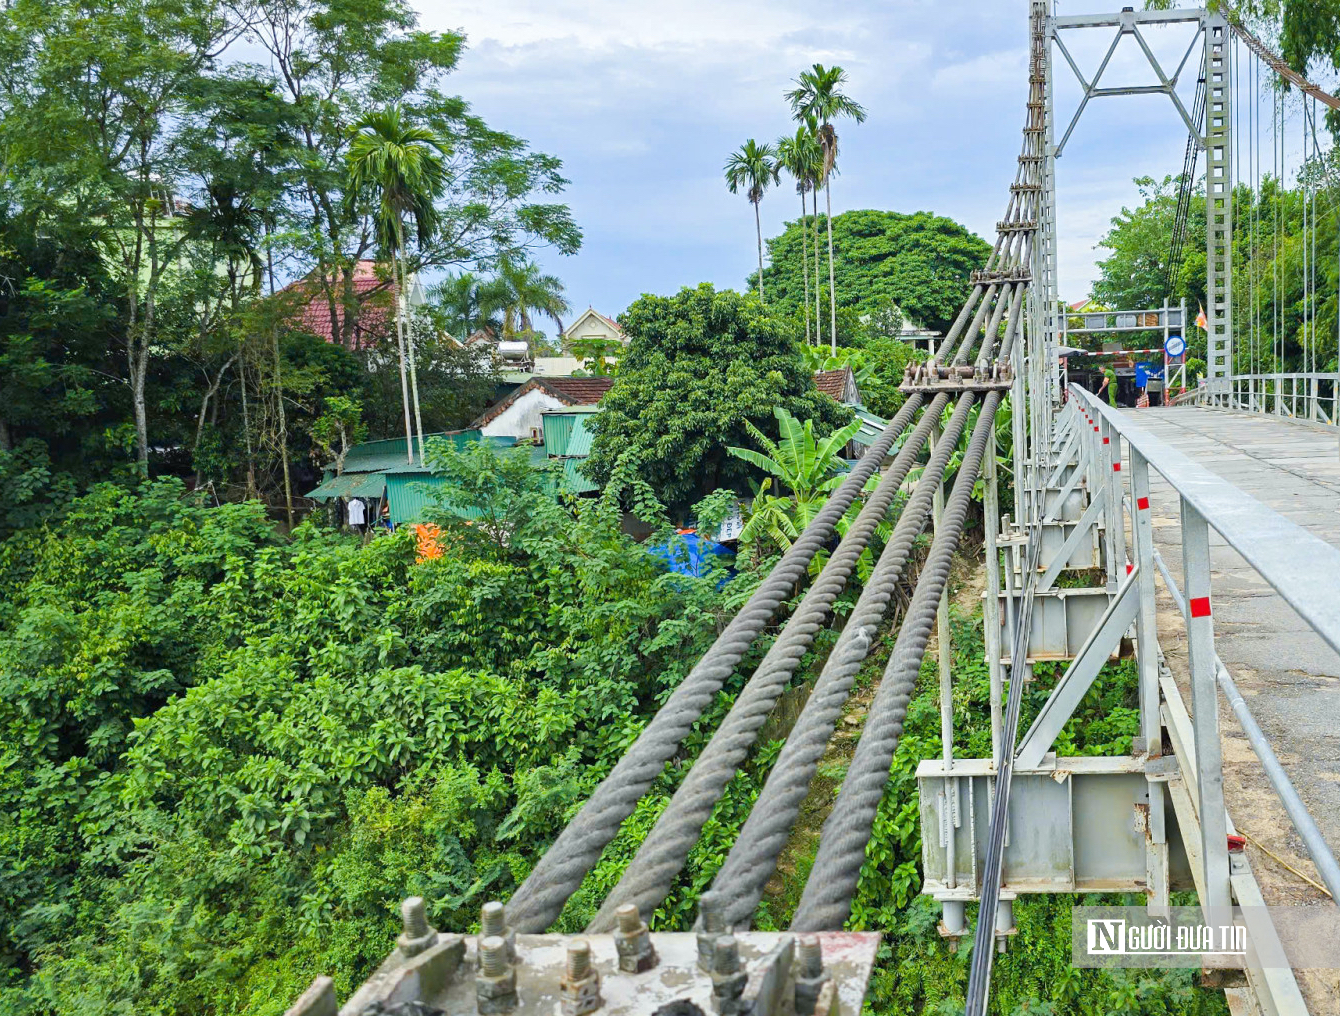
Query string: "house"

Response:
xmin=469 ymin=375 xmax=615 ymax=442
xmin=561 ymin=307 xmax=625 ymax=348
xmin=304 ymin=430 xmax=512 ymax=526
xmin=898 ymin=322 xmax=943 ymax=356
xmin=813 ymin=367 xmax=862 ymax=405
xmin=286 ymin=259 xmax=400 ymax=351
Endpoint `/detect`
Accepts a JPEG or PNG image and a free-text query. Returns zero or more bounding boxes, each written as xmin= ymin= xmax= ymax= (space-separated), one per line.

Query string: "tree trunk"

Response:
xmin=131 ymin=326 xmax=150 ymax=474
xmin=273 ymin=326 xmax=294 ymax=528
xmin=800 ymin=190 xmax=811 ymax=344
xmin=826 ymin=181 xmax=837 ymax=355
xmin=391 ymin=244 xmax=415 ymax=464
xmin=813 ymin=189 xmax=822 ymax=347
xmin=400 ymin=250 xmax=427 ymax=465
xmin=754 ymin=200 xmax=766 ymax=303
xmin=192 ymin=354 xmax=237 ymax=487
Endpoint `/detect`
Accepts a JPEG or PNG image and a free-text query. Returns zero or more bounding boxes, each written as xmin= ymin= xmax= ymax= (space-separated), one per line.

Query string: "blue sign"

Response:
xmin=1164 ymin=333 xmax=1186 ymax=358
xmin=1135 ymin=363 xmax=1164 ymax=388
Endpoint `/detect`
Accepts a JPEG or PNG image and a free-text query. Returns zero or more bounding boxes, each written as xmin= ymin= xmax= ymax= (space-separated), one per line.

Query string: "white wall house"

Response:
xmin=469 ymin=376 xmax=616 ymax=442
xmin=561 ymin=308 xmax=625 ymax=350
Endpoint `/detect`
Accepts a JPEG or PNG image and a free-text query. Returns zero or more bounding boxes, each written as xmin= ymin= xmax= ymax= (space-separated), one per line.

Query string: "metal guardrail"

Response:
xmin=1070 ymin=384 xmax=1340 ymax=906
xmin=1179 ymin=372 xmax=1340 ymax=424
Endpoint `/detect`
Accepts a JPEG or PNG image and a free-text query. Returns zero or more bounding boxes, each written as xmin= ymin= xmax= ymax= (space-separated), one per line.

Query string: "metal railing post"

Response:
xmin=1130 ymin=448 xmax=1169 ymax=913
xmin=1180 ymin=499 xmax=1231 ymax=914
xmin=1104 ymin=414 xmax=1126 ymax=578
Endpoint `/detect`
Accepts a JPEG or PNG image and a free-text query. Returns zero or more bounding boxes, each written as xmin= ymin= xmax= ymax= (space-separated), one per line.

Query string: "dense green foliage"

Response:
xmin=0 ymin=0 xmax=575 ymax=512
xmin=1091 ymin=170 xmax=1340 ymax=373
xmin=583 ymin=284 xmax=851 ymax=516
xmin=0 ymin=455 xmax=742 ymax=1013
xmin=758 ymin=209 xmax=991 ymax=336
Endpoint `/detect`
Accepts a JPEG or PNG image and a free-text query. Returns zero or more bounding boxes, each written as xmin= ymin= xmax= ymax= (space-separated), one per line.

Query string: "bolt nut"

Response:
xmin=479 ymin=901 xmax=516 ymax=966
xmin=794 ymin=935 xmax=831 ymax=1016
xmin=398 ymin=896 xmax=438 ymax=958
xmin=613 ymin=904 xmax=658 ymax=973
xmin=710 ymin=935 xmax=747 ymax=1015
xmin=476 ymin=936 xmax=518 ymax=1014
xmin=560 ymin=940 xmax=601 ymax=1016
xmin=696 ymin=892 xmax=725 ymax=972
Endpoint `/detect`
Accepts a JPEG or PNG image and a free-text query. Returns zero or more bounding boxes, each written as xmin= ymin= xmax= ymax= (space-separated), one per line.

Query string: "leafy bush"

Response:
xmin=0 ymin=453 xmax=740 ymax=1014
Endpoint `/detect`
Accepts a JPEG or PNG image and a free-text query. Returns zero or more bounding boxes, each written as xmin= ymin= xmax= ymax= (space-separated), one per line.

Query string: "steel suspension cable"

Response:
xmin=586 ymin=389 xmax=942 ymax=931
xmin=789 ymin=388 xmax=1005 ymax=932
xmin=506 ymin=281 xmax=993 ymax=933
xmin=787 ymin=290 xmax=1023 ymax=932
xmin=706 ymin=390 xmax=971 ymax=928
xmin=504 ymin=401 xmax=913 ymax=932
xmin=710 ymin=287 xmax=1024 ymax=929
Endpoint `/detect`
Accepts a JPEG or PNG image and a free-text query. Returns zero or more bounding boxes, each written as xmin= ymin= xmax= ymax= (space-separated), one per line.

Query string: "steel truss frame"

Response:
xmin=1047 ymin=9 xmax=1233 ymax=391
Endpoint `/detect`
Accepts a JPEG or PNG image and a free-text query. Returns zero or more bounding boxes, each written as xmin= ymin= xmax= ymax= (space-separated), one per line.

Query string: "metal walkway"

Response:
xmin=1134 ymin=407 xmax=1340 ymax=896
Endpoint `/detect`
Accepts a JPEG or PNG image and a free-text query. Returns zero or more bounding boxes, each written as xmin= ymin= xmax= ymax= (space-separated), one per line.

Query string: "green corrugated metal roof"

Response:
xmin=305 ymin=471 xmax=388 ymax=500
xmin=851 ymin=407 xmax=889 ymax=448
xmin=543 ymin=413 xmax=575 ymax=457
xmin=567 ymin=414 xmax=594 ymax=456
xmin=562 ymin=457 xmax=598 ymax=494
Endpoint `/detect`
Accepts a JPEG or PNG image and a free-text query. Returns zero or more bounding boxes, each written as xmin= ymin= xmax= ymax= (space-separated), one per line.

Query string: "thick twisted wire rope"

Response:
xmin=587 ymin=396 xmax=941 ymax=930
xmin=789 ymin=389 xmax=1003 ymax=931
xmin=710 ymin=288 xmax=1022 ymax=928
xmin=706 ymin=391 xmax=975 ymax=929
xmin=505 ymin=283 xmax=995 ymax=933
xmin=587 ymin=283 xmax=1010 ymax=930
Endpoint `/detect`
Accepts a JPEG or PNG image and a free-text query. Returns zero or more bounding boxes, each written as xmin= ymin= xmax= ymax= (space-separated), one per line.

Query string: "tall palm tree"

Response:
xmin=432 ymin=271 xmax=506 ymax=340
xmin=724 ymin=139 xmax=779 ymax=303
xmin=347 ymin=104 xmax=449 ymax=464
xmin=787 ymin=65 xmax=866 ymax=353
xmin=495 ymin=258 xmax=570 ymax=344
xmin=777 ymin=127 xmax=822 ymax=344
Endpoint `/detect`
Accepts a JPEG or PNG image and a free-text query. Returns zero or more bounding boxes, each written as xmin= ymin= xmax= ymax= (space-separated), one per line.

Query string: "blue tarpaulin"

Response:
xmin=648 ymin=531 xmax=732 ymax=578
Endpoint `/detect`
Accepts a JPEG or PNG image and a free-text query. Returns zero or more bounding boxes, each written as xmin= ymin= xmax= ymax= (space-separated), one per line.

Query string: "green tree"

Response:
xmin=776 ymin=126 xmax=823 ymax=343
xmin=348 ymin=105 xmax=450 ymax=465
xmin=309 ymin=396 xmax=367 ymax=476
xmin=431 ymin=271 xmax=507 ymax=340
xmin=787 ymin=64 xmax=867 ymax=353
xmin=493 ymin=257 xmax=571 ymax=344
xmin=0 ymin=0 xmax=245 ymax=472
xmin=583 ymin=284 xmax=850 ymax=516
xmin=759 ymin=209 xmax=990 ymax=335
xmin=724 ymin=139 xmax=779 ymax=304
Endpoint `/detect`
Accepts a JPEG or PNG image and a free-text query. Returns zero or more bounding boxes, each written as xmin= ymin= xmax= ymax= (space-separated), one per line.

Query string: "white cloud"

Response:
xmin=414 ymin=0 xmax=1207 ymax=315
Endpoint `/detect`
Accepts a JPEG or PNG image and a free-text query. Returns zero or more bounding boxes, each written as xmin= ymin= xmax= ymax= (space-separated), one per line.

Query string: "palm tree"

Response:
xmin=347 ymin=104 xmax=449 ymax=464
xmin=724 ymin=139 xmax=779 ymax=303
xmin=431 ymin=271 xmax=506 ymax=341
xmin=776 ymin=128 xmax=822 ymax=344
xmin=495 ymin=258 xmax=570 ymax=345
xmin=787 ymin=65 xmax=866 ymax=353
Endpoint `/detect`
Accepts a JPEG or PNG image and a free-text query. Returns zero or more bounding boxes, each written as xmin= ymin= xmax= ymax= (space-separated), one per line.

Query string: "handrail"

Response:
xmin=1073 ymin=385 xmax=1340 ymax=657
xmin=1151 ymin=547 xmax=1340 ymax=902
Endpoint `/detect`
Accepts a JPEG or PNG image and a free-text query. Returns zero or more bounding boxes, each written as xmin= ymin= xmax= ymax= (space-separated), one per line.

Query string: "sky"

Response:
xmin=414 ymin=0 xmax=1294 ymax=320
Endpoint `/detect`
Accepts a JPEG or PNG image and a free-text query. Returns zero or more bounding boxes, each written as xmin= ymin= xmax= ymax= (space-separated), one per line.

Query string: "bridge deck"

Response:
xmin=1126 ymin=406 xmax=1340 ymax=918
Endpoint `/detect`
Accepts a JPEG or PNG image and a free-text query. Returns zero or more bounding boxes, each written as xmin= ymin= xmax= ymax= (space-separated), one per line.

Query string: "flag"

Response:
xmin=1195 ymin=303 xmax=1207 ymax=330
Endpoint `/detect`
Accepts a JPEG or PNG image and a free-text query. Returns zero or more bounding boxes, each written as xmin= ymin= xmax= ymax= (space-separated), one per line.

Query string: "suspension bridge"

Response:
xmin=286 ymin=5 xmax=1340 ymax=1015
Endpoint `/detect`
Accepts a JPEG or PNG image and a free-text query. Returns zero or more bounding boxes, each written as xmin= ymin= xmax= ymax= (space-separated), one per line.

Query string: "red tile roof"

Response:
xmin=287 ymin=260 xmax=396 ymax=351
xmin=813 ymin=368 xmax=851 ymax=400
xmin=534 ymin=375 xmax=615 ymax=403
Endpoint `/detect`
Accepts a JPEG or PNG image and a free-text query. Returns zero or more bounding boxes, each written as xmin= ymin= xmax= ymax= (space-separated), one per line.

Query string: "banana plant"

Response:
xmin=728 ymin=407 xmax=870 ymax=572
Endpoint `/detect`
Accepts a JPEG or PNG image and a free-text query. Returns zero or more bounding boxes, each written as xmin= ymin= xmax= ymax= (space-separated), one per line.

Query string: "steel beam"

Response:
xmin=1016 ymin=568 xmax=1139 ymax=770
